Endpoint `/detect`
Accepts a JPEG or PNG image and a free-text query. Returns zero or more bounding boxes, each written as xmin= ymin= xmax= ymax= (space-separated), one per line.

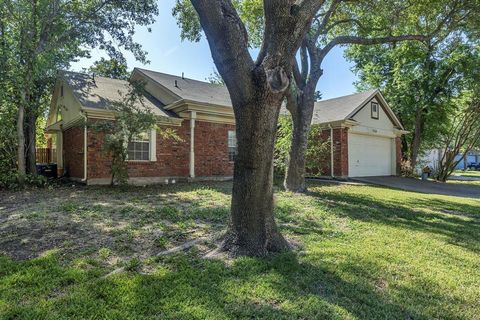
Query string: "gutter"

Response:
xmin=81 ymin=112 xmax=88 ymax=183
xmin=328 ymin=124 xmax=335 ymax=178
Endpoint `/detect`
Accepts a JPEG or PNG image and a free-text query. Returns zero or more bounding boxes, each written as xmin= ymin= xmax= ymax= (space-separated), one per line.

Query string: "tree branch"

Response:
xmin=191 ymin=0 xmax=255 ymax=102
xmin=318 ymin=34 xmax=430 ymax=61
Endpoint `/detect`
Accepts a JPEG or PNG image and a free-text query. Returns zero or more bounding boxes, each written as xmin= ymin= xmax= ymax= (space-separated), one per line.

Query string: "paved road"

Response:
xmin=353 ymin=176 xmax=480 ymax=199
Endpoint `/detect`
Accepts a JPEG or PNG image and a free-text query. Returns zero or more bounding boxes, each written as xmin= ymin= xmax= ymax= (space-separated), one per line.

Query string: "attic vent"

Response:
xmin=175 ymin=80 xmax=178 ymax=88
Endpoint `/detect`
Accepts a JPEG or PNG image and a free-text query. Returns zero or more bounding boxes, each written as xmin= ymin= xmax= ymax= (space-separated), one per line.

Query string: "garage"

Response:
xmin=306 ymin=89 xmax=406 ymax=178
xmin=348 ymin=133 xmax=394 ymax=177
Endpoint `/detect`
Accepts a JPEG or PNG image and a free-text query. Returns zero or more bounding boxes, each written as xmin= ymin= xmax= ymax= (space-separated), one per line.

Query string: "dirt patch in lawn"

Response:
xmin=0 ymin=183 xmax=230 ymax=264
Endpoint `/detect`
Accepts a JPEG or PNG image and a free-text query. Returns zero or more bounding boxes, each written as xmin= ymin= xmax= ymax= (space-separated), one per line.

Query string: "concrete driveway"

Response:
xmin=353 ymin=176 xmax=480 ymax=199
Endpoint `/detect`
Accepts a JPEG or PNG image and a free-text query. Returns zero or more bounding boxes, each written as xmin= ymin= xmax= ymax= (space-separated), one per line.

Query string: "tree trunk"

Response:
xmin=25 ymin=108 xmax=37 ymax=175
xmin=410 ymin=108 xmax=424 ymax=168
xmin=190 ymin=0 xmax=321 ymax=257
xmin=284 ymin=98 xmax=315 ymax=192
xmin=222 ymin=95 xmax=290 ymax=257
xmin=17 ymin=102 xmax=26 ymax=182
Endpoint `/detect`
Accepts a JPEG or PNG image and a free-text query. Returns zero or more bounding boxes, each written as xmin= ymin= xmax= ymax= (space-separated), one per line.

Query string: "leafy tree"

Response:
xmin=275 ymin=117 xmax=329 ymax=176
xmin=1 ymin=0 xmax=158 ymax=185
xmin=346 ymin=14 xmax=479 ymax=168
xmin=86 ymin=58 xmax=130 ymax=81
xmin=434 ymin=96 xmax=480 ymax=182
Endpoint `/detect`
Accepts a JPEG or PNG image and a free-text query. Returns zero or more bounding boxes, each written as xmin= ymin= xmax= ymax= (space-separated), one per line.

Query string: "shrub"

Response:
xmin=0 ymin=172 xmax=48 ymax=190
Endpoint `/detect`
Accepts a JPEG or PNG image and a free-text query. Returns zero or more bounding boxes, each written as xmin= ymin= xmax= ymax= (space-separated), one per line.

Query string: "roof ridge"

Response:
xmin=136 ymin=67 xmax=226 ymax=87
xmin=60 ymin=69 xmax=130 ymax=84
xmin=315 ymin=89 xmax=378 ymax=105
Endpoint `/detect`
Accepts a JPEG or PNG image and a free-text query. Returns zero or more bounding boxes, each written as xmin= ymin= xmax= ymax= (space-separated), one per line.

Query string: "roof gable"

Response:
xmin=311 ymin=89 xmax=404 ymax=129
xmin=59 ymin=71 xmax=176 ymax=119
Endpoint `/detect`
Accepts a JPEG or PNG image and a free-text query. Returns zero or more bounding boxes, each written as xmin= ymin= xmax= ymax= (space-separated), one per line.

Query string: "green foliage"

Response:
xmin=0 ymin=172 xmax=48 ymax=190
xmin=206 ymin=69 xmax=225 ymax=85
xmin=275 ymin=117 xmax=330 ymax=176
xmin=86 ymin=58 xmax=130 ymax=80
xmin=172 ymin=0 xmax=263 ymax=47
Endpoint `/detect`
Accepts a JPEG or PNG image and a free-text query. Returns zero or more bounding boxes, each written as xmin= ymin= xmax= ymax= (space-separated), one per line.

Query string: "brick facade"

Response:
xmin=63 ymin=125 xmax=85 ymax=179
xmin=194 ymin=121 xmax=236 ymax=177
xmin=307 ymin=127 xmax=349 ymax=178
xmin=82 ymin=119 xmax=234 ymax=182
xmin=333 ymin=128 xmax=349 ymax=177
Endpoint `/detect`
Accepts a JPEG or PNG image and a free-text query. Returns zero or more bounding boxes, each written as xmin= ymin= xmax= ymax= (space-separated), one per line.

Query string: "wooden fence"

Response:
xmin=36 ymin=148 xmax=52 ymax=164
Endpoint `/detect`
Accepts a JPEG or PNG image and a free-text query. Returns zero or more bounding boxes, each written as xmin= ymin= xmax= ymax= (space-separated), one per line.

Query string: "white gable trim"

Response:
xmin=346 ymin=90 xmax=404 ymax=130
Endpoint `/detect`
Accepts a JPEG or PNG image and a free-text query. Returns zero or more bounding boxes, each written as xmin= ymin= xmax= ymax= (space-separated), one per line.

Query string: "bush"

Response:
xmin=274 ymin=117 xmax=330 ymax=177
xmin=0 ymin=172 xmax=48 ymax=190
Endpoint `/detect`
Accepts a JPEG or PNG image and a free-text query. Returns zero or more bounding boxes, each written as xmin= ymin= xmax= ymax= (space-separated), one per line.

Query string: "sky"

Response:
xmin=71 ymin=0 xmax=359 ymax=100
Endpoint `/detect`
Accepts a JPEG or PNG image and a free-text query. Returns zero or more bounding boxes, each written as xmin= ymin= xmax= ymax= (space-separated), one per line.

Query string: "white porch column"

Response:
xmin=189 ymin=111 xmax=196 ymax=178
xmin=56 ymin=131 xmax=63 ymax=169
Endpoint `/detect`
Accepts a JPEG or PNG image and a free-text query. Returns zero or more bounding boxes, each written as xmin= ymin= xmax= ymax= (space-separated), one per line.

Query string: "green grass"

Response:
xmin=452 ymin=170 xmax=480 ymax=178
xmin=0 ymin=181 xmax=479 ymax=319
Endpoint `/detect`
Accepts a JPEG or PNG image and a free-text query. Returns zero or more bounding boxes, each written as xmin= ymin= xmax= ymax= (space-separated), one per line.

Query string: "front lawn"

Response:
xmin=1 ymin=181 xmax=479 ymax=319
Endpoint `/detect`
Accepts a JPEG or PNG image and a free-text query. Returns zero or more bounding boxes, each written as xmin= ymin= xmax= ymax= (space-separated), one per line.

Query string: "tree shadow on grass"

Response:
xmin=307 ymin=187 xmax=480 ymax=254
xmin=0 ymin=250 xmax=467 ymax=319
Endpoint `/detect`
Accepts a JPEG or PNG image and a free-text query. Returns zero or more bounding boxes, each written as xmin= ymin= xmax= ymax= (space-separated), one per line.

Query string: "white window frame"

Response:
xmin=371 ymin=101 xmax=379 ymax=119
xmin=228 ymin=130 xmax=237 ymax=162
xmin=127 ymin=129 xmax=156 ymax=162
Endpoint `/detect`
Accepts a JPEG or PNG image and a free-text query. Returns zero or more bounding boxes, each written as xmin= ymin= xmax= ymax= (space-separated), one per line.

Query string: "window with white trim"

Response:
xmin=371 ymin=101 xmax=379 ymax=119
xmin=128 ymin=132 xmax=150 ymax=161
xmin=228 ymin=130 xmax=237 ymax=162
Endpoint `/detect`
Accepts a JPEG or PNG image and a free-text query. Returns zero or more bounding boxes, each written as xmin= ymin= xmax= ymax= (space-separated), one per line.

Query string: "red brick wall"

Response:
xmin=195 ymin=121 xmax=235 ymax=177
xmin=86 ymin=119 xmax=234 ymax=180
xmin=307 ymin=127 xmax=349 ymax=178
xmin=333 ymin=128 xmax=349 ymax=177
xmin=395 ymin=137 xmax=402 ymax=175
xmin=63 ymin=126 xmax=84 ymax=179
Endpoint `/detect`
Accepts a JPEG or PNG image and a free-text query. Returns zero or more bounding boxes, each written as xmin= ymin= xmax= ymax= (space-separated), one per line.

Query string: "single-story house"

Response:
xmin=45 ymin=68 xmax=406 ymax=184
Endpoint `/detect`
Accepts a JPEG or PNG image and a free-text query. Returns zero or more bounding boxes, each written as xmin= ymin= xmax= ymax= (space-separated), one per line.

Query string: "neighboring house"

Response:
xmin=304 ymin=89 xmax=407 ymax=178
xmin=420 ymin=149 xmax=480 ymax=171
xmin=45 ymin=69 xmax=406 ymax=184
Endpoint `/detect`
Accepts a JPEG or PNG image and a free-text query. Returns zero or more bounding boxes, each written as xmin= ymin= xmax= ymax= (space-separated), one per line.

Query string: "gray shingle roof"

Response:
xmin=311 ymin=89 xmax=378 ymax=124
xmin=61 ymin=70 xmax=175 ymax=118
xmin=135 ymin=68 xmax=233 ymax=107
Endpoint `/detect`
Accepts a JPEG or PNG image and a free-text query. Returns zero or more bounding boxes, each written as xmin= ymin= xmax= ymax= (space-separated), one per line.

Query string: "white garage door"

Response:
xmin=348 ymin=133 xmax=393 ymax=177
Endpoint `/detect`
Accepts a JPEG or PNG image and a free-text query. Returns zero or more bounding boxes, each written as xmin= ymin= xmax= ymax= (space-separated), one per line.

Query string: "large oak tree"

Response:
xmin=188 ymin=0 xmax=322 ymax=256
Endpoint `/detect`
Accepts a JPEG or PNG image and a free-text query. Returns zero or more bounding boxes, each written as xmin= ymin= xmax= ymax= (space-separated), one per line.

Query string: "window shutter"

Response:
xmin=149 ymin=128 xmax=157 ymax=161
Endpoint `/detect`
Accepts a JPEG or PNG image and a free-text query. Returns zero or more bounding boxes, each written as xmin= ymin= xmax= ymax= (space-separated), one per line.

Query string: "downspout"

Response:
xmin=189 ymin=111 xmax=196 ymax=179
xmin=328 ymin=124 xmax=334 ymax=178
xmin=81 ymin=112 xmax=88 ymax=182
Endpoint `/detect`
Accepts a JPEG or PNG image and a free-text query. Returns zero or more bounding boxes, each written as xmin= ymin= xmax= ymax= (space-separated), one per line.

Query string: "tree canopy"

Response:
xmin=86 ymin=58 xmax=130 ymax=81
